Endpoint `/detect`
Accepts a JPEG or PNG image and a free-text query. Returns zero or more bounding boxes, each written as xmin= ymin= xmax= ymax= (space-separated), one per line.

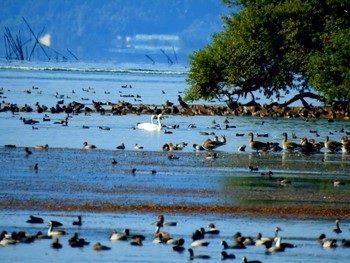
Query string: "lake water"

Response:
xmin=0 ymin=60 xmax=350 ymax=262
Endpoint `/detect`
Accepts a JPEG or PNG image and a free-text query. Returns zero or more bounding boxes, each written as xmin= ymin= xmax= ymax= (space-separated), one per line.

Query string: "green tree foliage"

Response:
xmin=185 ymin=0 xmax=350 ymax=106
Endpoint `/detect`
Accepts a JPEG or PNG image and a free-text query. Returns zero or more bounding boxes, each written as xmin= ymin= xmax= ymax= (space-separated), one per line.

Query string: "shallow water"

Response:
xmin=1 ymin=211 xmax=350 ymax=263
xmin=1 ymin=61 xmax=350 ymax=262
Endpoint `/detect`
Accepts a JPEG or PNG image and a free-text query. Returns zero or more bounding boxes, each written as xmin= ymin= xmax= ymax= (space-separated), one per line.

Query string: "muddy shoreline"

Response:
xmin=1 ymin=199 xmax=349 ymax=220
xmin=2 ymin=100 xmax=350 ymax=120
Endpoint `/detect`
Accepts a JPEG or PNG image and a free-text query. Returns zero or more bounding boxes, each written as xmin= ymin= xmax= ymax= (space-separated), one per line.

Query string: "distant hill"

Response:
xmin=0 ymin=0 xmax=235 ymax=63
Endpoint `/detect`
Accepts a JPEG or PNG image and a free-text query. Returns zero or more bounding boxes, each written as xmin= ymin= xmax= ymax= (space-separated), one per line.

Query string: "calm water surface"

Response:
xmin=1 ymin=61 xmax=350 ymax=262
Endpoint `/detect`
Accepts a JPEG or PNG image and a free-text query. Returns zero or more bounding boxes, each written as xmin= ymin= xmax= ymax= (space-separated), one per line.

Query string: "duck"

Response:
xmin=278 ymin=177 xmax=291 ymax=186
xmin=188 ymin=248 xmax=210 ymax=259
xmin=50 ymin=238 xmax=62 ymax=249
xmin=111 ymin=158 xmax=118 ymax=164
xmin=172 ymin=238 xmax=185 ymax=252
xmin=248 ymin=132 xmax=269 ymax=153
xmin=155 ymin=214 xmax=177 ymax=227
xmin=130 ymin=236 xmax=143 ymax=246
xmin=168 ymin=153 xmax=179 ymax=160
xmin=238 ymin=144 xmax=246 ymax=152
xmin=191 ymin=239 xmax=210 ymax=247
xmin=241 ymin=256 xmax=261 ymax=263
xmin=69 ymin=232 xmax=90 ymax=247
xmin=192 ymin=228 xmax=205 ymax=240
xmin=35 ymin=144 xmax=49 ymax=150
xmin=134 ymin=144 xmax=144 ymax=150
xmin=233 ymin=232 xmax=255 ymax=245
xmin=123 ymin=228 xmax=145 ymax=241
xmin=255 ymin=227 xmax=281 ymax=246
xmin=332 ymin=179 xmax=345 ymax=187
xmin=318 ymin=234 xmax=337 ymax=248
xmin=116 ymin=143 xmax=125 ymax=149
xmin=26 ymin=215 xmax=44 ymax=224
xmin=0 ymin=231 xmax=17 ymax=246
xmin=83 ymin=141 xmax=96 ymax=149
xmin=341 ymin=239 xmax=350 ymax=247
xmin=282 ymin=132 xmax=301 ymax=152
xmin=110 ymin=231 xmax=128 ymax=241
xmin=47 ymin=221 xmax=67 ymax=237
xmin=193 ymin=143 xmax=205 ymax=151
xmin=221 ymin=251 xmax=236 ymax=260
xmin=93 ymin=242 xmax=111 ymax=250
xmin=206 ymin=223 xmax=220 ymax=234
xmin=332 ymin=219 xmax=342 ymax=234
xmin=137 ymin=114 xmax=163 ymax=131
xmin=25 ymin=147 xmax=32 ymax=155
xmin=221 ymin=240 xmax=246 ymax=249
xmin=264 ymin=237 xmax=285 ymax=253
xmin=205 ymin=153 xmax=218 ymax=160
xmin=99 ymin=126 xmax=111 ymax=131
xmin=324 ymin=136 xmax=342 ymax=153
xmin=72 ymin=215 xmax=82 ymax=226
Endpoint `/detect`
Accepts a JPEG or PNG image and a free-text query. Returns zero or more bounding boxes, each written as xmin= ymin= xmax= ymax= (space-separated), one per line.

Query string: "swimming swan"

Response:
xmin=137 ymin=114 xmax=163 ymax=131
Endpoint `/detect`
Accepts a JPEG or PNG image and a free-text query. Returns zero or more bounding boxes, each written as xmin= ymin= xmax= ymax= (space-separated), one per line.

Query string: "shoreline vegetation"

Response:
xmin=1 ymin=100 xmax=350 ymax=120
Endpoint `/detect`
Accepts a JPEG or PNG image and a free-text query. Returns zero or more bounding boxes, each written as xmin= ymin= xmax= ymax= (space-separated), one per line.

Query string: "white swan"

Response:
xmin=137 ymin=114 xmax=163 ymax=131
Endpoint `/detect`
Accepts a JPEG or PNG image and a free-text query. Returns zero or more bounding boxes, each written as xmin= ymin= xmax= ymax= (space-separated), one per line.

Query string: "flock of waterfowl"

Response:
xmin=1 ymin=214 xmax=350 ymax=262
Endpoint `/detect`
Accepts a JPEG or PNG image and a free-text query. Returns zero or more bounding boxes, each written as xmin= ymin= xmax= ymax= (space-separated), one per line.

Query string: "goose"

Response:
xmin=333 ymin=219 xmax=342 ymax=233
xmin=137 ymin=114 xmax=163 ymax=131
xmin=188 ymin=248 xmax=210 ymax=259
xmin=299 ymin=137 xmax=320 ymax=154
xmin=282 ymin=132 xmax=301 ymax=152
xmin=248 ymin=132 xmax=269 ymax=153
xmin=341 ymin=135 xmax=350 ymax=153
xmin=242 ymin=256 xmax=261 ymax=263
xmin=324 ymin=136 xmax=342 ymax=153
xmin=72 ymin=215 xmax=82 ymax=226
xmin=50 ymin=238 xmax=62 ymax=249
xmin=83 ymin=141 xmax=96 ymax=149
xmin=93 ymin=242 xmax=111 ymax=250
xmin=47 ymin=221 xmax=67 ymax=237
xmin=221 ymin=240 xmax=246 ymax=249
xmin=221 ymin=251 xmax=236 ymax=260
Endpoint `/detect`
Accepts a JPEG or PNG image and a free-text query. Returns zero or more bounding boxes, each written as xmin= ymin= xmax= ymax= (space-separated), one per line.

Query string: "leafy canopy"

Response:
xmin=185 ymin=0 xmax=350 ymax=106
